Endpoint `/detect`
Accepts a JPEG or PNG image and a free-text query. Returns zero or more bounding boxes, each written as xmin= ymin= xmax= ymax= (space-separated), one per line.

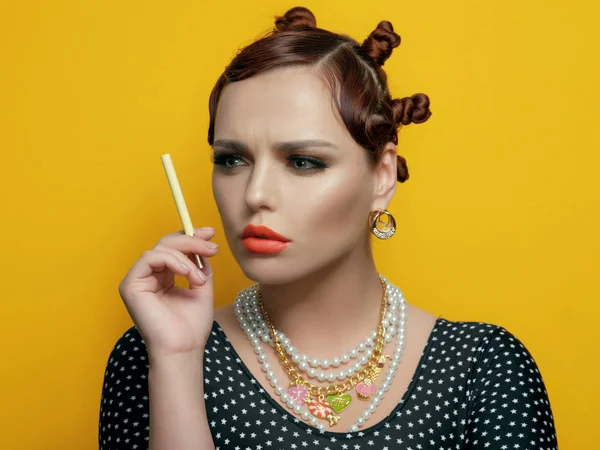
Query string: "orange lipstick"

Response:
xmin=241 ymin=224 xmax=290 ymax=254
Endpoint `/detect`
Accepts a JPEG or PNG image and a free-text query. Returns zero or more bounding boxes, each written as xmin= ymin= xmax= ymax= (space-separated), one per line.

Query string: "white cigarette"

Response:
xmin=160 ymin=153 xmax=204 ymax=269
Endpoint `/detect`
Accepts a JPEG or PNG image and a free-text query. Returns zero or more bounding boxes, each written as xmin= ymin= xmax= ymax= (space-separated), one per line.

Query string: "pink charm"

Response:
xmin=308 ymin=398 xmax=333 ymax=419
xmin=356 ymin=380 xmax=377 ymax=399
xmin=287 ymin=385 xmax=308 ymax=406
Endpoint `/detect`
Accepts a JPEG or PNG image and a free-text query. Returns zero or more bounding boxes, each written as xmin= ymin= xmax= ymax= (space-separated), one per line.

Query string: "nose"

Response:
xmin=244 ymin=156 xmax=278 ymax=212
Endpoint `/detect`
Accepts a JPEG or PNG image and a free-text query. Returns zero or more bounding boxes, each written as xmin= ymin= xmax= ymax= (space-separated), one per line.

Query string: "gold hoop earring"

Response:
xmin=368 ymin=210 xmax=396 ymax=240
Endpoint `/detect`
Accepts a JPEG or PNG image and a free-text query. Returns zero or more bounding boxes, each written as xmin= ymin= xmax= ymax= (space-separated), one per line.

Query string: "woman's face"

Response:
xmin=211 ymin=66 xmax=394 ymax=284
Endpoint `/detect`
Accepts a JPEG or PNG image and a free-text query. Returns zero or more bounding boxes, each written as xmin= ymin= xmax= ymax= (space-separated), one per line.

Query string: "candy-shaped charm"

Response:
xmin=327 ymin=412 xmax=340 ymax=426
xmin=308 ymin=397 xmax=340 ymax=426
xmin=308 ymin=397 xmax=332 ymax=419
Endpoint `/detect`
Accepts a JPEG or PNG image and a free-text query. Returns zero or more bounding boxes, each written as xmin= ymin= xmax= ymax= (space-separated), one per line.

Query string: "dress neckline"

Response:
xmin=211 ymin=316 xmax=446 ymax=438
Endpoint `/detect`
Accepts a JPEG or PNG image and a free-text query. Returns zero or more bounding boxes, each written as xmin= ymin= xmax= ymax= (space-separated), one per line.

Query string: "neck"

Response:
xmin=258 ymin=242 xmax=385 ymax=360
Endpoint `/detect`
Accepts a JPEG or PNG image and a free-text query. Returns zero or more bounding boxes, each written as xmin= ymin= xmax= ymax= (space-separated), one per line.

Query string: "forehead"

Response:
xmin=214 ymin=67 xmax=349 ymax=143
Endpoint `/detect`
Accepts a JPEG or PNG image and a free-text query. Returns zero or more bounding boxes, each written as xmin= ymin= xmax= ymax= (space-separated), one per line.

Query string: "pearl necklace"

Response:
xmin=235 ymin=275 xmax=407 ymax=431
xmin=235 ymin=291 xmax=400 ymax=382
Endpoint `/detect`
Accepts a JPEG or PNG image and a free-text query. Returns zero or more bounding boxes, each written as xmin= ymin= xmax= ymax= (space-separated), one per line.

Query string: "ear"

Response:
xmin=370 ymin=142 xmax=397 ymax=211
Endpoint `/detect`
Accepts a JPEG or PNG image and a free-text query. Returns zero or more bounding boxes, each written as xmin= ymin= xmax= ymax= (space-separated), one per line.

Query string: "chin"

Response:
xmin=235 ymin=248 xmax=333 ymax=286
xmin=230 ymin=238 xmax=351 ymax=286
xmin=229 ymin=238 xmax=299 ymax=285
xmin=237 ymin=259 xmax=301 ymax=285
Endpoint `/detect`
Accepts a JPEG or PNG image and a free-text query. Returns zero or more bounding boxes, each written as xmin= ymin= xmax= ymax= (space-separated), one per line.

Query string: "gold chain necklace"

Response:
xmin=257 ymin=274 xmax=392 ymax=426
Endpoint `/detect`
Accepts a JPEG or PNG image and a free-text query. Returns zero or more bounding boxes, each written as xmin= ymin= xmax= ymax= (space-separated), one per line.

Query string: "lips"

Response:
xmin=242 ymin=224 xmax=290 ymax=241
xmin=241 ymin=224 xmax=290 ymax=254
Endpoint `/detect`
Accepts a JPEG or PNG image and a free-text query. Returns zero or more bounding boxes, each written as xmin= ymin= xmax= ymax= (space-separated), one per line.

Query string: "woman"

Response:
xmin=99 ymin=6 xmax=558 ymax=449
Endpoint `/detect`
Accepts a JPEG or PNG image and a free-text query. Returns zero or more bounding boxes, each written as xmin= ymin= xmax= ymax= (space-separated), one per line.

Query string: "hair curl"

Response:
xmin=208 ymin=6 xmax=432 ymax=182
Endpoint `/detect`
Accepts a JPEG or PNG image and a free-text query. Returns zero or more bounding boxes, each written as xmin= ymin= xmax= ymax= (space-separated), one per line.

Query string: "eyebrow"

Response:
xmin=211 ymin=139 xmax=339 ymax=152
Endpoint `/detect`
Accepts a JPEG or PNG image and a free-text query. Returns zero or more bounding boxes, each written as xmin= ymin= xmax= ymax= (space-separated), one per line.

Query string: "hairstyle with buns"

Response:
xmin=208 ymin=6 xmax=432 ymax=182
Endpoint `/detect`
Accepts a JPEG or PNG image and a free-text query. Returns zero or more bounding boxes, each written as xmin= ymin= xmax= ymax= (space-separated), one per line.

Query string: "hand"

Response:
xmin=118 ymin=227 xmax=218 ymax=359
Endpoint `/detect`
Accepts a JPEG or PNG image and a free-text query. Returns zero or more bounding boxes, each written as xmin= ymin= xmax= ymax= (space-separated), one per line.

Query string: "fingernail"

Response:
xmin=196 ymin=269 xmax=206 ymax=280
xmin=196 ymin=227 xmax=215 ymax=232
xmin=206 ymin=241 xmax=218 ymax=249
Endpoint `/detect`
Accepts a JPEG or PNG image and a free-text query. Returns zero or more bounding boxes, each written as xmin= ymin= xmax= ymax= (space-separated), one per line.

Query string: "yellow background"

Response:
xmin=1 ymin=0 xmax=597 ymax=448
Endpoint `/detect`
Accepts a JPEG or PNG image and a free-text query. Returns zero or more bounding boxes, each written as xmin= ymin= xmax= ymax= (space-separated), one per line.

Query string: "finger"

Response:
xmin=163 ymin=227 xmax=216 ymax=239
xmin=152 ymin=243 xmax=215 ymax=282
xmin=190 ymin=252 xmax=213 ymax=279
xmin=154 ymin=238 xmax=218 ymax=260
xmin=193 ymin=227 xmax=216 ymax=237
xmin=149 ymin=250 xmax=208 ymax=287
xmin=184 ymin=252 xmax=215 ymax=289
xmin=136 ymin=250 xmax=206 ymax=284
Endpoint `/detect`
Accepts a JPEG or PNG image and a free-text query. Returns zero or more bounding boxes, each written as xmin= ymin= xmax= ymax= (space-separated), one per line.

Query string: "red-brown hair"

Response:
xmin=207 ymin=6 xmax=432 ymax=182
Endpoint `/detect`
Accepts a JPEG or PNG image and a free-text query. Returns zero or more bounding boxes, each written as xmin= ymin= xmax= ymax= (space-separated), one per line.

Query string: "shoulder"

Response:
xmin=104 ymin=323 xmax=230 ymax=370
xmin=436 ymin=319 xmax=558 ymax=445
xmin=99 ymin=326 xmax=151 ymax=447
xmin=100 ymin=323 xmax=239 ymax=393
xmin=102 ymin=326 xmax=148 ymax=374
xmin=435 ymin=317 xmax=552 ymax=399
xmin=100 ymin=326 xmax=150 ymax=402
xmin=434 ymin=317 xmax=532 ymax=353
xmin=100 ymin=323 xmax=229 ymax=400
xmin=431 ymin=318 xmax=549 ymax=386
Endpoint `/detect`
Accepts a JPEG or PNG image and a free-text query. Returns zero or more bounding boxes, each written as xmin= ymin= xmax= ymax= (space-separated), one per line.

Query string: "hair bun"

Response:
xmin=361 ymin=21 xmax=401 ymax=66
xmin=275 ymin=6 xmax=317 ymax=31
xmin=392 ymin=93 xmax=432 ymax=126
xmin=396 ymin=154 xmax=409 ymax=183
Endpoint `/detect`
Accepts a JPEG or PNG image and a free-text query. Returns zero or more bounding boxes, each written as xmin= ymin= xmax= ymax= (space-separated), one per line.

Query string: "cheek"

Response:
xmin=211 ymin=176 xmax=240 ymax=231
xmin=298 ymin=176 xmax=370 ymax=241
xmin=211 ymin=176 xmax=225 ymax=215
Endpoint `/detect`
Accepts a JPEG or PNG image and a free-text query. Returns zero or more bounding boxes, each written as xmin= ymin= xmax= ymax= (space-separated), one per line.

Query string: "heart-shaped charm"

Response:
xmin=356 ymin=380 xmax=377 ymax=399
xmin=327 ymin=394 xmax=352 ymax=413
xmin=287 ymin=385 xmax=308 ymax=406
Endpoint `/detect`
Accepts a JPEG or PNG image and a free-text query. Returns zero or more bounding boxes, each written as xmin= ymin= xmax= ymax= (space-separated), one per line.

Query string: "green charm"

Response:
xmin=327 ymin=394 xmax=352 ymax=413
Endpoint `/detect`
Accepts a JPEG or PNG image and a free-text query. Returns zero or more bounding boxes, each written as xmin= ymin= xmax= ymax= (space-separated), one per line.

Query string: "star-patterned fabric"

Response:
xmin=99 ymin=317 xmax=558 ymax=449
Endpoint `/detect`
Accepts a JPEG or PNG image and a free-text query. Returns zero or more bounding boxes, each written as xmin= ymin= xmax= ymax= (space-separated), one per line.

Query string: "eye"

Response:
xmin=212 ymin=153 xmax=245 ymax=168
xmin=212 ymin=153 xmax=328 ymax=172
xmin=287 ymin=155 xmax=327 ymax=171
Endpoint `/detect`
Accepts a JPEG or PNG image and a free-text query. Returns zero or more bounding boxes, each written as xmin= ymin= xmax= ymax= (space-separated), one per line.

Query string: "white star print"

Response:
xmin=99 ymin=319 xmax=557 ymax=449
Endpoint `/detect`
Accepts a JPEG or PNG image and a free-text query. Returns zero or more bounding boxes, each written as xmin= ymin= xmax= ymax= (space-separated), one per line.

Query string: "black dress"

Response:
xmin=99 ymin=317 xmax=559 ymax=449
